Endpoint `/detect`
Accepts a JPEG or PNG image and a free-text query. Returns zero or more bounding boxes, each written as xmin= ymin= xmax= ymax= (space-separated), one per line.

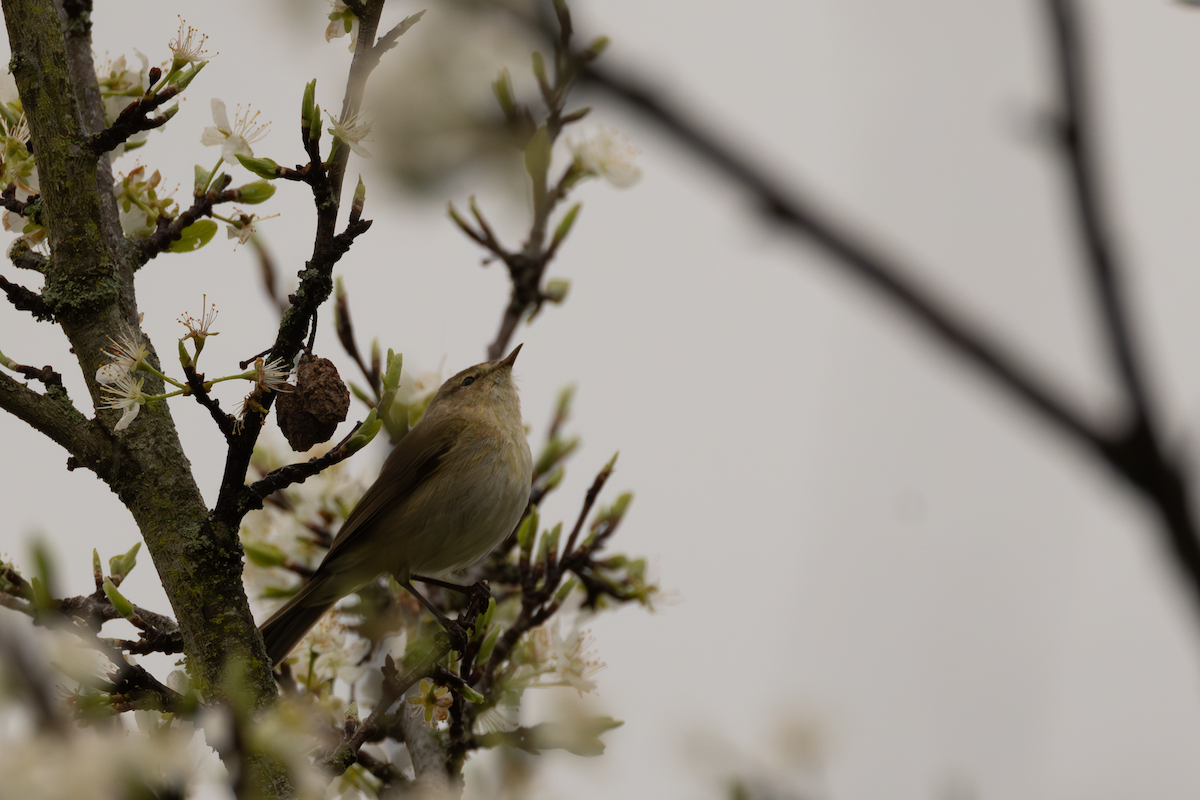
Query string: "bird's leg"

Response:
xmin=402 ymin=578 xmax=489 ymax=653
xmin=413 ymin=574 xmax=491 ymax=607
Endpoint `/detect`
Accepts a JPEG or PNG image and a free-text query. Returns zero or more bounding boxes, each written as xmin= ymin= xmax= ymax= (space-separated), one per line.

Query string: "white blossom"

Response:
xmin=99 ymin=373 xmax=145 ymax=431
xmin=326 ymin=110 xmax=373 ymax=158
xmin=252 ymin=356 xmax=292 ymax=393
xmin=168 ymin=17 xmax=210 ymax=64
xmin=200 ymin=99 xmax=270 ymax=165
xmin=96 ymin=325 xmax=149 ymax=384
xmin=325 ymin=1 xmax=359 ymax=52
xmin=569 ymin=125 xmax=642 ymax=188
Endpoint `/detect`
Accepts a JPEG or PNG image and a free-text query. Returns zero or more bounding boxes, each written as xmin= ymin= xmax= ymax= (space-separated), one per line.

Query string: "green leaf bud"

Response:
xmin=108 ymin=542 xmax=141 ymax=584
xmin=92 ymin=549 xmax=102 ymax=582
xmin=243 ymin=542 xmax=288 ymax=568
xmin=541 ymin=464 xmax=565 ymax=493
xmin=542 ymin=525 xmax=564 ymax=563
xmin=584 ymin=36 xmax=610 ymax=61
xmin=32 ymin=540 xmax=55 ymax=600
xmin=553 ymin=576 xmax=579 ymax=605
xmin=102 ymin=577 xmax=135 ymax=619
xmin=560 ymin=107 xmax=592 ymax=125
xmin=236 ymin=180 xmax=277 ymax=205
xmin=535 ymin=435 xmax=580 ymax=478
xmin=478 ymin=596 xmax=496 ymax=631
xmin=524 ymin=126 xmax=552 ymax=186
xmin=302 ymin=80 xmax=317 ymax=131
xmin=543 ymin=278 xmax=570 ymax=305
xmin=517 ymin=506 xmax=539 ymax=553
xmin=348 ymin=380 xmax=374 ymax=407
xmin=193 ymin=164 xmax=212 ymax=193
xmin=477 ymin=624 xmax=502 ymax=664
xmin=172 ymin=61 xmax=206 ymax=90
xmin=309 ymin=103 xmax=322 ymax=144
xmin=383 ymin=349 xmax=402 ymax=392
xmin=0 ymin=103 xmax=20 ymax=129
xmin=531 ymin=51 xmax=550 ymax=95
xmin=235 ymin=154 xmax=281 ymax=180
xmin=346 ymin=407 xmax=381 ymax=453
xmin=550 ymin=203 xmax=582 ymax=251
xmin=178 ymin=337 xmax=194 ymax=370
xmin=492 ymin=68 xmax=517 ymax=118
xmin=352 ymin=176 xmax=367 ymax=217
xmin=30 ymin=576 xmax=52 ymax=613
xmin=455 ymin=683 xmax=486 ymax=705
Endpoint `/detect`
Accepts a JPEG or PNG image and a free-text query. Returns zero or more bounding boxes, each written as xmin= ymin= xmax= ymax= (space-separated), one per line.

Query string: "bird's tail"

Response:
xmin=259 ymin=579 xmax=336 ymax=667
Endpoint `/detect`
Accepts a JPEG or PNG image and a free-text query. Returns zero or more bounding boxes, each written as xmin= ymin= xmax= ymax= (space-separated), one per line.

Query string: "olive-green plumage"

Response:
xmin=259 ymin=345 xmax=532 ymax=665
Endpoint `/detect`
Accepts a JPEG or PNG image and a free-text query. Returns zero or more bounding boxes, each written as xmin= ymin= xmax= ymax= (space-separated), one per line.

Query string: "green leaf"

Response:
xmin=492 ymin=68 xmax=516 ymax=118
xmin=169 ymin=220 xmax=218 ymax=253
xmin=550 ymin=203 xmax=582 ymax=251
xmin=235 ymin=155 xmax=281 ymax=180
xmin=102 ymin=576 xmax=135 ymax=619
xmin=479 ymin=717 xmax=624 ymax=756
xmin=237 ymin=180 xmax=277 ymax=204
xmin=193 ymin=164 xmax=211 ymax=193
xmin=243 ymin=542 xmax=287 ymax=568
xmin=109 ymin=542 xmax=141 ymax=584
xmin=517 ymin=507 xmax=539 ymax=553
xmin=301 ymin=79 xmax=317 ymax=130
xmin=524 ymin=126 xmax=552 ymax=187
xmin=346 ymin=408 xmax=382 ymax=453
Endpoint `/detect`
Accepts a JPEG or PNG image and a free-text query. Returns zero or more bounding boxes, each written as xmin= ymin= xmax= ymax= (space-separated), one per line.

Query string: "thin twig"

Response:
xmin=1041 ymin=0 xmax=1200 ymax=611
xmin=182 ymin=364 xmax=236 ymax=442
xmin=87 ymin=86 xmax=180 ymax=155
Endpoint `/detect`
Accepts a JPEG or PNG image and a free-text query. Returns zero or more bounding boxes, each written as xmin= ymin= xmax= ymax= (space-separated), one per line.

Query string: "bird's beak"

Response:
xmin=499 ymin=343 xmax=523 ymax=368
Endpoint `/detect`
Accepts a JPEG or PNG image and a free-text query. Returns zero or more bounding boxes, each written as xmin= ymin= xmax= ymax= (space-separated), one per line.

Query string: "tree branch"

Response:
xmin=0 ymin=370 xmax=111 ymax=476
xmin=87 ymin=87 xmax=179 ymax=156
xmin=1040 ymin=0 xmax=1200 ymax=618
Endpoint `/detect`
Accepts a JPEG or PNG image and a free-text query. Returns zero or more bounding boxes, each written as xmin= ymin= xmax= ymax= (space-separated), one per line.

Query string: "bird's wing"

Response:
xmin=321 ymin=413 xmax=468 ymax=562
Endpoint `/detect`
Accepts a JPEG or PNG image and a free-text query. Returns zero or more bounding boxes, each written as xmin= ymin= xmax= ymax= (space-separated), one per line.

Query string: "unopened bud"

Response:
xmin=235 ymin=155 xmax=281 ymax=180
xmin=351 ymin=176 xmax=366 ymax=218
xmin=301 ymin=79 xmax=317 ymax=130
xmin=543 ymin=278 xmax=570 ymax=304
xmin=102 ymin=577 xmax=135 ymax=619
xmin=584 ymin=36 xmax=610 ymax=61
xmin=492 ymin=68 xmax=517 ymax=118
xmin=109 ymin=542 xmax=141 ymax=584
xmin=236 ymin=180 xmax=277 ymax=204
xmin=517 ymin=507 xmax=539 ymax=553
xmin=172 ymin=61 xmax=206 ymax=90
xmin=193 ymin=164 xmax=212 ymax=193
xmin=346 ymin=407 xmax=382 ymax=454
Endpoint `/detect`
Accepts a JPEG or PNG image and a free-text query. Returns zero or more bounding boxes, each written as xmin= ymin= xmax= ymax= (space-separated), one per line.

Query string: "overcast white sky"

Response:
xmin=5 ymin=1 xmax=1200 ymax=798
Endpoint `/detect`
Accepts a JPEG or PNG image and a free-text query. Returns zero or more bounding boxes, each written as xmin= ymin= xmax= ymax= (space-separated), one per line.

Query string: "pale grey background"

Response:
xmin=3 ymin=1 xmax=1200 ymax=798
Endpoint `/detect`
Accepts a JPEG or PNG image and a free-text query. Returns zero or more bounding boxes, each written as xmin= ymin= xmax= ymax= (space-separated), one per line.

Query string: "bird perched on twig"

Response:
xmin=260 ymin=345 xmax=532 ymax=665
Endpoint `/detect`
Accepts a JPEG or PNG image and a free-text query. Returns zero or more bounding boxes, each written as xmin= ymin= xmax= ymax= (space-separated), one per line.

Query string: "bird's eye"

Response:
xmin=461 ymin=376 xmax=476 ymax=387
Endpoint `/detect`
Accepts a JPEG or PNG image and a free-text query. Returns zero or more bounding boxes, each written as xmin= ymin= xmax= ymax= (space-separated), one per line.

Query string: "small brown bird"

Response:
xmin=259 ymin=345 xmax=532 ymax=665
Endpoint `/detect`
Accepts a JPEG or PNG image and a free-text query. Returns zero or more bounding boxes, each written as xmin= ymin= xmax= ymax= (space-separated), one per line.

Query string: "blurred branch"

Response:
xmin=251 ymin=237 xmax=289 ymax=316
xmin=516 ymin=5 xmax=1200 ymax=619
xmin=1041 ymin=0 xmax=1200 ymax=609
